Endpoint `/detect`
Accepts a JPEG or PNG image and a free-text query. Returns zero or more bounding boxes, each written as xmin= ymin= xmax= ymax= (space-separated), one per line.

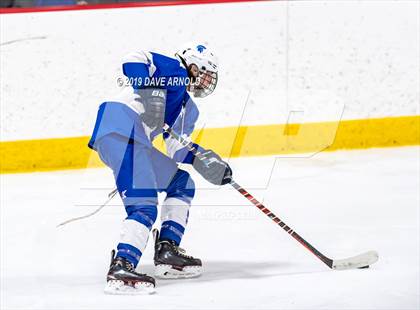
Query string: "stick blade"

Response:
xmin=332 ymin=250 xmax=379 ymax=270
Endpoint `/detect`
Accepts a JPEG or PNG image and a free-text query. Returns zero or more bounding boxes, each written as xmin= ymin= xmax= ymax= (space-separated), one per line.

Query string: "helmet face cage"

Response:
xmin=193 ymin=70 xmax=218 ymax=98
xmin=176 ymin=44 xmax=219 ymax=98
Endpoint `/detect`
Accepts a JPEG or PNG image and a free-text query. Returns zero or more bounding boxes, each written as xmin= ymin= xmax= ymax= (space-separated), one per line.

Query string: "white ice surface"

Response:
xmin=1 ymin=147 xmax=419 ymax=309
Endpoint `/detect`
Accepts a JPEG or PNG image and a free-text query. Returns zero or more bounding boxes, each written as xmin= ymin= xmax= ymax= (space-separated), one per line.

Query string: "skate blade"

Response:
xmin=155 ymin=264 xmax=202 ymax=279
xmin=104 ymin=280 xmax=155 ymax=295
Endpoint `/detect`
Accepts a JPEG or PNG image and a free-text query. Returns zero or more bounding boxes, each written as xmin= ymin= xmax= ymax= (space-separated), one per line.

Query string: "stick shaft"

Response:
xmin=230 ymin=181 xmax=332 ymax=267
xmin=163 ymin=124 xmax=333 ymax=268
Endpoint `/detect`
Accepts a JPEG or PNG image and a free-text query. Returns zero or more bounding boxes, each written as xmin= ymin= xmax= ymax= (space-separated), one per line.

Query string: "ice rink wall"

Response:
xmin=1 ymin=0 xmax=419 ymax=173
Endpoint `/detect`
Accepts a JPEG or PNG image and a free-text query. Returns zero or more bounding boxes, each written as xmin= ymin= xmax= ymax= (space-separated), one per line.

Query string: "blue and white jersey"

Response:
xmin=88 ymin=51 xmax=201 ymax=164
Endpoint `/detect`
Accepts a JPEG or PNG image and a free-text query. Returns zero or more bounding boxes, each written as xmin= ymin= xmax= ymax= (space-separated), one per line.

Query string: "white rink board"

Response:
xmin=1 ymin=147 xmax=419 ymax=309
xmin=1 ymin=1 xmax=419 ymax=141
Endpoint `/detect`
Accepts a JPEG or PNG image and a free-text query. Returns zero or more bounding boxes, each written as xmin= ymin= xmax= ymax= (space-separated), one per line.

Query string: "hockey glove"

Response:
xmin=136 ymin=89 xmax=166 ymax=129
xmin=193 ymin=149 xmax=232 ymax=185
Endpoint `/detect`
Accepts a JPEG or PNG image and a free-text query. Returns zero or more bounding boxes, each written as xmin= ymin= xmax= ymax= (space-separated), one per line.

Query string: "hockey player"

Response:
xmin=88 ymin=43 xmax=233 ymax=294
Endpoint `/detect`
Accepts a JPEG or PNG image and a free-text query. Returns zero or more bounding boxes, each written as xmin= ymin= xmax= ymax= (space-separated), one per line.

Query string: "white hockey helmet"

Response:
xmin=176 ymin=43 xmax=219 ymax=98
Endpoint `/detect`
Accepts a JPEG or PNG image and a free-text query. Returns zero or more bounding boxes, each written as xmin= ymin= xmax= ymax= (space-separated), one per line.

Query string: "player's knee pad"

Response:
xmin=125 ymin=204 xmax=157 ymax=230
xmin=166 ymin=169 xmax=195 ymax=203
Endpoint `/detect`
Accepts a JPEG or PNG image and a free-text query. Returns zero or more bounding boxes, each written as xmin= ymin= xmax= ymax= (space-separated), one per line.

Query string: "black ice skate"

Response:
xmin=152 ymin=228 xmax=202 ymax=279
xmin=104 ymin=250 xmax=155 ymax=295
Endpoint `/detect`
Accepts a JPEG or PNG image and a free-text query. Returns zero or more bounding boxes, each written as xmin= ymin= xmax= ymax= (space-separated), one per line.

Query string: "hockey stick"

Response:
xmin=163 ymin=124 xmax=379 ymax=270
